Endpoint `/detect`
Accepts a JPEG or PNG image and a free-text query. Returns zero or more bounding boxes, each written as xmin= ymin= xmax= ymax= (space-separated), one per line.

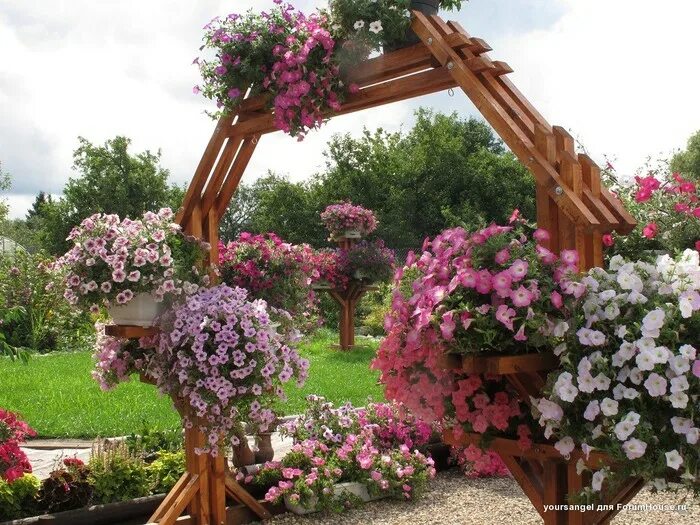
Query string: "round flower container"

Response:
xmin=342 ymin=229 xmax=362 ymax=239
xmin=107 ymin=293 xmax=162 ymax=327
xmin=284 ymin=482 xmax=379 ymax=515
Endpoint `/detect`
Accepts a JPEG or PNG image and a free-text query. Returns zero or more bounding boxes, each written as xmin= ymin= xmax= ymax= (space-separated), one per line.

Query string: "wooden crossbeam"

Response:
xmin=411 ymin=12 xmax=599 ymax=229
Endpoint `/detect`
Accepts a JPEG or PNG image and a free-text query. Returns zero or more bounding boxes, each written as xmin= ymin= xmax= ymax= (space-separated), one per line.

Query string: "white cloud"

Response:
xmin=498 ymin=0 xmax=700 ymax=175
xmin=1 ymin=0 xmax=698 ymax=221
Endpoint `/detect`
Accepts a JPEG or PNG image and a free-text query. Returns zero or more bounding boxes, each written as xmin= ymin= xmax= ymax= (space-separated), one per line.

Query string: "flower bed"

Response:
xmin=244 ymin=396 xmax=436 ymax=513
xmin=0 ymin=410 xmax=35 ymax=484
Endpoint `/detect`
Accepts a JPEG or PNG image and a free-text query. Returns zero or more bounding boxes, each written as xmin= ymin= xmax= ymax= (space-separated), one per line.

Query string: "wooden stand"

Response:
xmin=140 ymin=9 xmax=637 ymax=524
xmin=105 ymin=325 xmax=272 ymax=525
xmin=325 ymin=281 xmax=377 ymax=350
xmin=442 ymin=353 xmax=645 ymax=525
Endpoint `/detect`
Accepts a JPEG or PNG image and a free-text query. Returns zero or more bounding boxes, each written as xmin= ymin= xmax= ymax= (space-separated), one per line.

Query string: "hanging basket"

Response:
xmin=107 ymin=293 xmax=162 ymax=327
xmin=384 ymin=0 xmax=440 ymax=52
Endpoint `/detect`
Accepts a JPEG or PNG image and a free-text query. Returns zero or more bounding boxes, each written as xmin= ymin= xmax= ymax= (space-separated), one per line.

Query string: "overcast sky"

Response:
xmin=1 ymin=0 xmax=699 ymax=219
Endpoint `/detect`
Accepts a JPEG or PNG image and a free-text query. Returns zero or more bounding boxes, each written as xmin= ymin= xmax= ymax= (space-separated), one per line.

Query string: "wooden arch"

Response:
xmin=150 ymin=11 xmax=637 ymax=525
xmin=177 ymin=11 xmax=634 ymax=270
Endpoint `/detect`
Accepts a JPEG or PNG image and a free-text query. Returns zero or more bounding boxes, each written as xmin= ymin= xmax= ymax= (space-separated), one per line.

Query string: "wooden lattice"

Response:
xmin=139 ymin=11 xmax=638 ymax=525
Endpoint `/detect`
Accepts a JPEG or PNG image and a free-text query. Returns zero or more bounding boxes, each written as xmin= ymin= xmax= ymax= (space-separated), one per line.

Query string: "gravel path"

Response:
xmin=268 ymin=470 xmax=698 ymax=525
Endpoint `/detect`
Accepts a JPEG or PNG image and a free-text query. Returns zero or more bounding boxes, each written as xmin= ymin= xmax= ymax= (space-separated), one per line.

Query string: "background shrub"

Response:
xmin=88 ymin=442 xmax=149 ymax=504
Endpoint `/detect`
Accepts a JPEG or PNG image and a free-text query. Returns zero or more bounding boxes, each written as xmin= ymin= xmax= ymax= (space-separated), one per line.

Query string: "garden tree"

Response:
xmin=313 ymin=109 xmax=535 ymax=249
xmin=0 ymin=162 xmax=10 ymax=224
xmin=222 ymin=110 xmax=535 ymax=250
xmin=234 ymin=173 xmax=329 ymax=246
xmin=671 ymin=129 xmax=700 ymax=180
xmin=38 ymin=136 xmax=184 ymax=254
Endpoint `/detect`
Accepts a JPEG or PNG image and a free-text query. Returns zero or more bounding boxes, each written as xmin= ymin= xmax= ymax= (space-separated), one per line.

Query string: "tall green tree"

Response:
xmin=0 ymin=162 xmax=10 ymax=225
xmin=221 ymin=110 xmax=536 ymax=249
xmin=671 ymin=130 xmax=700 ymax=180
xmin=40 ymin=136 xmax=183 ymax=254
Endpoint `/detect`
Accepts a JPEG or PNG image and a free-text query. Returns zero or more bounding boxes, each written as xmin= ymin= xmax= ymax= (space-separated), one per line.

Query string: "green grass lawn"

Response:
xmin=0 ymin=330 xmax=383 ymax=439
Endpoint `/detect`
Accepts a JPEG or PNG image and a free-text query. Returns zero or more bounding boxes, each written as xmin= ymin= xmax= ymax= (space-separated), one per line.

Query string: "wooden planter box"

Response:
xmin=440 ymin=351 xmax=645 ymax=525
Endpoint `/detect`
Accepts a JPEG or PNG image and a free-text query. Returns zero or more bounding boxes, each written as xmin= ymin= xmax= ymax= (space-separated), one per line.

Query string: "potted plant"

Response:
xmin=337 ymin=240 xmax=395 ymax=284
xmin=196 ymin=4 xmax=350 ymax=140
xmin=326 ymin=0 xmax=470 ymax=52
xmin=371 ymin=219 xmax=584 ymax=454
xmin=59 ymin=208 xmax=207 ymax=327
xmin=218 ymin=233 xmax=317 ymax=324
xmin=143 ymin=284 xmax=309 ymax=457
xmin=320 ymin=202 xmax=378 ymax=241
xmin=252 ymin=396 xmax=436 ymax=514
xmin=535 ymin=250 xmax=700 ymax=496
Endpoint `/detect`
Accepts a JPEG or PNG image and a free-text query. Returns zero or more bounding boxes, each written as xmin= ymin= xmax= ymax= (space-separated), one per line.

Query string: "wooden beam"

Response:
xmin=412 ymin=12 xmax=599 ymax=228
xmin=214 ymin=137 xmax=259 ymax=219
xmin=176 ymin=116 xmax=233 ymax=226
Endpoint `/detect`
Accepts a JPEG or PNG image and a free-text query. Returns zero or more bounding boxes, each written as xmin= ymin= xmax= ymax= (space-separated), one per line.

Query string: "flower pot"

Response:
xmin=283 ymin=482 xmax=382 ymax=515
xmin=107 ymin=293 xmax=162 ymax=327
xmin=342 ymin=229 xmax=362 ymax=239
xmin=232 ymin=439 xmax=256 ymax=468
xmin=255 ymin=432 xmax=275 ymax=464
xmin=384 ymin=0 xmax=441 ymax=51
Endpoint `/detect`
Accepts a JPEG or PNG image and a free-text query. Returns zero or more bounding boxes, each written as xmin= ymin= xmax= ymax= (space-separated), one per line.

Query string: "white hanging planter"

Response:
xmin=107 ymin=293 xmax=162 ymax=327
xmin=284 ymin=482 xmax=383 ymax=515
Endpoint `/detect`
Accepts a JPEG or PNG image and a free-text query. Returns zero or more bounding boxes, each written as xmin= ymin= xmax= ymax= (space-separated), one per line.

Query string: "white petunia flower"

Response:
xmin=642 ymin=308 xmax=666 ymax=331
xmin=669 ymin=392 xmax=689 ymax=408
xmin=670 ymin=375 xmax=689 ymax=393
xmin=622 ymin=438 xmax=647 ymax=459
xmin=612 ymin=383 xmax=626 ymax=400
xmin=671 ymin=417 xmax=693 ymax=435
xmin=577 ymin=373 xmax=596 ymax=393
xmin=665 ymin=450 xmax=683 ymax=470
xmin=644 ymin=373 xmax=667 ymax=397
xmin=353 ymin=20 xmax=365 ymax=30
xmin=583 ymin=400 xmax=600 ymax=421
xmin=591 ymin=470 xmax=606 ymax=491
xmin=368 ymin=20 xmax=383 ymax=34
xmin=614 ymin=420 xmax=636 ymax=441
xmin=635 ymin=349 xmax=656 ymax=371
xmin=679 ymin=344 xmax=696 ymax=360
xmin=594 ymin=373 xmax=611 ymax=391
xmin=669 ymin=355 xmax=690 ymax=375
xmin=686 ymin=428 xmax=699 ymax=444
xmin=600 ymin=398 xmax=619 ymax=416
xmin=623 ymin=387 xmax=640 ymax=400
xmin=591 ymin=424 xmax=604 ymax=439
xmin=554 ymin=436 xmax=575 ymax=457
xmin=628 ymin=367 xmax=643 ymax=385
xmin=616 ymin=325 xmax=628 ymax=339
xmin=651 ymin=346 xmax=670 ymax=364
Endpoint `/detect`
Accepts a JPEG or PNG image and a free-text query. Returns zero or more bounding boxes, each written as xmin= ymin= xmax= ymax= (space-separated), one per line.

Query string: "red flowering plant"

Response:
xmin=196 ymin=2 xmax=351 ymax=140
xmin=0 ymin=410 xmax=35 ymax=483
xmin=218 ymin=233 xmax=318 ymax=324
xmin=320 ymin=202 xmax=378 ymax=240
xmin=372 ymin=220 xmax=584 ymax=470
xmin=603 ymin=164 xmax=700 ymax=258
xmin=307 ymin=249 xmax=349 ymax=290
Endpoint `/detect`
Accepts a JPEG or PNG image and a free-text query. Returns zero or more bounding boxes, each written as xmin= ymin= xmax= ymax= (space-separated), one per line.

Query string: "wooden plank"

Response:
xmin=226 ymin=64 xmax=460 ymax=138
xmin=171 ymin=502 xmax=284 ymax=525
xmin=156 ymin=475 xmax=200 ymax=525
xmin=558 ymin=153 xmax=577 ymax=251
xmin=148 ymin=474 xmax=191 ymax=523
xmin=199 ymin=136 xmax=242 ymax=220
xmin=599 ymin=187 xmax=637 ymax=234
xmin=104 ymin=325 xmax=159 ymax=339
xmin=447 ymin=20 xmax=551 ymax=133
xmin=188 ymin=202 xmax=203 ymax=238
xmin=442 ymin=430 xmax=611 ymax=469
xmin=567 ymin=461 xmax=584 ymax=525
xmin=176 ymin=116 xmax=233 ymax=226
xmin=206 ymin=209 xmax=219 ymax=278
xmin=214 ymin=137 xmax=259 ymax=220
xmin=492 ymin=60 xmax=514 ymax=76
xmin=592 ymin=477 xmax=645 ymax=525
xmin=210 ymin=453 xmax=227 ymax=525
xmin=443 ymin=352 xmax=559 ymax=375
xmin=466 ymin=55 xmax=497 ymax=73
xmin=542 ymin=460 xmax=566 ymax=525
xmin=500 ymin=454 xmax=545 ymax=518
xmin=412 ymin=12 xmax=598 ymax=228
xmin=553 ymin=126 xmax=576 ymax=157
xmin=224 ymin=473 xmax=272 ymax=520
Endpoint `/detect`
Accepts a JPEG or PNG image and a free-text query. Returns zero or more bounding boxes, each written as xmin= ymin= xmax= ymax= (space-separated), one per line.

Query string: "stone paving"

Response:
xmin=22 ymin=433 xmax=294 ymax=479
